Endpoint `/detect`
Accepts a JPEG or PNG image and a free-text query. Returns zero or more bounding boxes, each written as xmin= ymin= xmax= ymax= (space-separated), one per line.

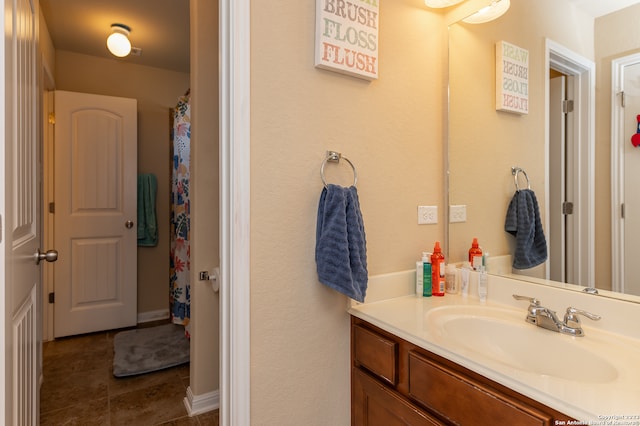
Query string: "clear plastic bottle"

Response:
xmin=431 ymin=242 xmax=445 ymax=296
xmin=460 ymin=262 xmax=471 ymax=297
xmin=415 ymin=260 xmax=423 ymax=296
xmin=445 ymin=264 xmax=457 ymax=294
xmin=468 ymin=238 xmax=483 ymax=271
xmin=478 ymin=266 xmax=488 ymax=303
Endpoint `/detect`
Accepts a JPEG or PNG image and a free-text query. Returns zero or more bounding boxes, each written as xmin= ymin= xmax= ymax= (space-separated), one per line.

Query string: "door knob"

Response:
xmin=125 ymin=220 xmax=134 ymax=229
xmin=35 ymin=249 xmax=58 ymax=265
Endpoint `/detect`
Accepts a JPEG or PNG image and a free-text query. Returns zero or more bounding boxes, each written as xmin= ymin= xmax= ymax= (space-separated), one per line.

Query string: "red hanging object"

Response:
xmin=632 ymin=115 xmax=640 ymax=147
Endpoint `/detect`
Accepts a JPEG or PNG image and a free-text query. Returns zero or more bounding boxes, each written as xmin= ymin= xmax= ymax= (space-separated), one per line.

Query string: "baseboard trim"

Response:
xmin=137 ymin=309 xmax=170 ymax=324
xmin=183 ymin=386 xmax=220 ymax=416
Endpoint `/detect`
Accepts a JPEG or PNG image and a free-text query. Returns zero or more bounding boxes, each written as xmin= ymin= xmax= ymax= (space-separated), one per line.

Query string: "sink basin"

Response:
xmin=425 ymin=305 xmax=618 ymax=383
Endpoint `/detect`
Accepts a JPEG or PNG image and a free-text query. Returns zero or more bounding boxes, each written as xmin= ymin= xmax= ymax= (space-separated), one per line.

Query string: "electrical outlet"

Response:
xmin=449 ymin=205 xmax=467 ymax=223
xmin=418 ymin=206 xmax=438 ymax=225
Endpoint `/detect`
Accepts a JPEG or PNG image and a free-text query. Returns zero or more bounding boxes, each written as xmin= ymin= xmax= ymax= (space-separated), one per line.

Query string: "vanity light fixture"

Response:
xmin=107 ymin=23 xmax=132 ymax=57
xmin=462 ymin=0 xmax=510 ymax=24
xmin=424 ymin=0 xmax=466 ymax=8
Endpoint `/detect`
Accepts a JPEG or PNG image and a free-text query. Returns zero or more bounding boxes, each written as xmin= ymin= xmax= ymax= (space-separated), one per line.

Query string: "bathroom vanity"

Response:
xmin=349 ymin=271 xmax=640 ymax=424
xmin=351 ymin=316 xmax=572 ymax=425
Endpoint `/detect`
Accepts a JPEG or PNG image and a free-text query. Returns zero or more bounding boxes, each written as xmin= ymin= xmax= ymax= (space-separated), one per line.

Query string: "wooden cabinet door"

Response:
xmin=353 ymin=368 xmax=443 ymax=426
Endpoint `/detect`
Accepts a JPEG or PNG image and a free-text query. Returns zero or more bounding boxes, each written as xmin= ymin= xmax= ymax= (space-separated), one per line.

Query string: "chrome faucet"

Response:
xmin=512 ymin=295 xmax=601 ymax=337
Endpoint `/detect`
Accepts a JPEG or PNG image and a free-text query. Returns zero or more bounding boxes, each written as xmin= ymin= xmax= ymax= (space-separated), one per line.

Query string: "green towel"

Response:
xmin=137 ymin=174 xmax=158 ymax=247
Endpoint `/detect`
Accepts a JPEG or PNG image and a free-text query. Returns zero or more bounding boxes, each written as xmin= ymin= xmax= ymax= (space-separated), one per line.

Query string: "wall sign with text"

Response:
xmin=315 ymin=0 xmax=379 ymax=80
xmin=496 ymin=41 xmax=528 ymax=114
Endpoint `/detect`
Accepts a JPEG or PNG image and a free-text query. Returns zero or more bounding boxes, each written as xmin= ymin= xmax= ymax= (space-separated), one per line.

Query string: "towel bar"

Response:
xmin=321 ymin=151 xmax=358 ymax=187
xmin=511 ymin=166 xmax=531 ymax=191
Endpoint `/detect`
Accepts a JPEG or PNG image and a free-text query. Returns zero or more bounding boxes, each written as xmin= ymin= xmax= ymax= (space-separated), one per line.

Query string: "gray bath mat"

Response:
xmin=113 ymin=323 xmax=190 ymax=377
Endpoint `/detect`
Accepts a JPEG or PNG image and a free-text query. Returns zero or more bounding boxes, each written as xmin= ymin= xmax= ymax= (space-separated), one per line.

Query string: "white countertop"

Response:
xmin=349 ymin=272 xmax=640 ymax=422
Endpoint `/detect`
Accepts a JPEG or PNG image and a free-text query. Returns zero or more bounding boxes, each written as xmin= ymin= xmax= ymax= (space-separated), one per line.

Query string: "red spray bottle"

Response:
xmin=431 ymin=242 xmax=445 ymax=296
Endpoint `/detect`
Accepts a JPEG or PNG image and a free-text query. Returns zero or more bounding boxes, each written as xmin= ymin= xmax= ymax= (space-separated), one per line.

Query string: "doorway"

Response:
xmin=549 ymin=72 xmax=576 ymax=284
xmin=39 ymin=0 xmax=191 ymax=342
xmin=611 ymin=52 xmax=640 ymax=296
xmin=2 ymin=0 xmax=233 ymax=423
xmin=545 ymin=39 xmax=595 ymax=287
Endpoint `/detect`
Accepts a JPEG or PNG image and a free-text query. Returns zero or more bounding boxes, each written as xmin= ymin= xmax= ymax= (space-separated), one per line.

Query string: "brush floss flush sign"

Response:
xmin=315 ymin=0 xmax=379 ymax=80
xmin=496 ymin=41 xmax=529 ymax=114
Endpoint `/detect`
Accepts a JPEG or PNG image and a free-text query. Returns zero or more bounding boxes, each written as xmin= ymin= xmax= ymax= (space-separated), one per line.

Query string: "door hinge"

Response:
xmin=49 ymin=202 xmax=55 ymax=213
xmin=562 ymin=201 xmax=574 ymax=215
xmin=48 ymin=112 xmax=55 ymax=124
xmin=562 ymin=99 xmax=574 ymax=114
xmin=48 ymin=292 xmax=55 ymax=303
xmin=622 ymin=203 xmax=625 ymax=219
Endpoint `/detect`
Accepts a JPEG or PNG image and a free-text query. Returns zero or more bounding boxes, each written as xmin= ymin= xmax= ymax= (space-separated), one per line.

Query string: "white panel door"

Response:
xmin=549 ymin=76 xmax=566 ymax=283
xmin=54 ymin=90 xmax=137 ymax=337
xmin=1 ymin=0 xmax=42 ymax=423
xmin=549 ymin=74 xmax=578 ymax=284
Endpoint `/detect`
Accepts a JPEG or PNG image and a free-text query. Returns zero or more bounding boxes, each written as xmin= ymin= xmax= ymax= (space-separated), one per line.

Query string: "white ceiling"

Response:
xmin=39 ymin=0 xmax=190 ymax=73
xmin=568 ymin=0 xmax=640 ymax=17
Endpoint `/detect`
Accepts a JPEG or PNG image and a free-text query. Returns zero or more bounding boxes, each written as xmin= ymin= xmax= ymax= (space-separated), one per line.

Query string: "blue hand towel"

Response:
xmin=137 ymin=174 xmax=158 ymax=247
xmin=315 ymin=184 xmax=368 ymax=302
xmin=504 ymin=189 xmax=547 ymax=269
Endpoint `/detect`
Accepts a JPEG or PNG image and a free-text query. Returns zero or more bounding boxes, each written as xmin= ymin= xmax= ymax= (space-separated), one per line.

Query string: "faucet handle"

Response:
xmin=513 ymin=295 xmax=541 ymax=324
xmin=564 ymin=307 xmax=601 ymax=328
xmin=512 ymin=294 xmax=540 ymax=305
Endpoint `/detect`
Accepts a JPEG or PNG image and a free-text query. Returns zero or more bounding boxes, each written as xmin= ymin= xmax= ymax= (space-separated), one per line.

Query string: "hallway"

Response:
xmin=40 ymin=322 xmax=218 ymax=425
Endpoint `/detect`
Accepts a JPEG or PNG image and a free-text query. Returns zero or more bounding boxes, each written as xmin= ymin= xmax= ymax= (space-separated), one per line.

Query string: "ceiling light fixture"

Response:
xmin=462 ymin=0 xmax=510 ymax=24
xmin=107 ymin=23 xmax=132 ymax=57
xmin=424 ymin=0 xmax=466 ymax=8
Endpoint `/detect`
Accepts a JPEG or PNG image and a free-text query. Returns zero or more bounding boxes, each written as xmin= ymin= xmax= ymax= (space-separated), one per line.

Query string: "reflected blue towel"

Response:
xmin=137 ymin=174 xmax=158 ymax=247
xmin=316 ymin=184 xmax=368 ymax=302
xmin=505 ymin=189 xmax=547 ymax=269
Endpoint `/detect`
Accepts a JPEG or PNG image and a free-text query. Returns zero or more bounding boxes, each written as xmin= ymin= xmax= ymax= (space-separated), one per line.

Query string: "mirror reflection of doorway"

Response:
xmin=545 ymin=40 xmax=595 ymax=288
xmin=612 ymin=53 xmax=640 ymax=296
xmin=549 ymin=72 xmax=576 ymax=284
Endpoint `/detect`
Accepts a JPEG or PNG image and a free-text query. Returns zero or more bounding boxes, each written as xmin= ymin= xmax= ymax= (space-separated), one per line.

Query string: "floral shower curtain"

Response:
xmin=170 ymin=94 xmax=191 ymax=336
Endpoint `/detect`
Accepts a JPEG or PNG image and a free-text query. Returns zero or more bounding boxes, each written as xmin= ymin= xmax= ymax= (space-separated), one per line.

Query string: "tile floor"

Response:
xmin=40 ymin=322 xmax=219 ymax=425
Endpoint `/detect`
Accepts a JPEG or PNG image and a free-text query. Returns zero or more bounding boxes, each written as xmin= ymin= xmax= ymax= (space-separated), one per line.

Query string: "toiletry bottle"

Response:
xmin=445 ymin=264 xmax=457 ymax=294
xmin=468 ymin=238 xmax=483 ymax=271
xmin=422 ymin=252 xmax=432 ymax=297
xmin=415 ymin=260 xmax=423 ymax=296
xmin=478 ymin=265 xmax=488 ymax=303
xmin=431 ymin=242 xmax=445 ymax=296
xmin=460 ymin=261 xmax=471 ymax=297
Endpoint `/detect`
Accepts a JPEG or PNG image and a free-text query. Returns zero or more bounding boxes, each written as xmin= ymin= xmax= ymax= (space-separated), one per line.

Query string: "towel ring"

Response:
xmin=321 ymin=151 xmax=358 ymax=188
xmin=512 ymin=167 xmax=531 ymax=191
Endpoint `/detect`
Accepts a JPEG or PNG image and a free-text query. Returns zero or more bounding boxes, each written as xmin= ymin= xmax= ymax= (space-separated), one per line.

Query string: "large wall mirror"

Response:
xmin=447 ymin=0 xmax=640 ymax=302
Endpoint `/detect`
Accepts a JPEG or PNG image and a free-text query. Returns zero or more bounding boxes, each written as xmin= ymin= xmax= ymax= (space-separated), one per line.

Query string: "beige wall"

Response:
xmin=54 ymin=51 xmax=190 ymax=315
xmin=448 ymin=0 xmax=594 ymax=266
xmin=39 ymin=7 xmax=55 ymax=85
xmin=250 ymin=0 xmax=444 ymax=423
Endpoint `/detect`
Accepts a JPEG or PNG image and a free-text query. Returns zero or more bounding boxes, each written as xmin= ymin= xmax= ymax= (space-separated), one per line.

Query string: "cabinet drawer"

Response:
xmin=408 ymin=350 xmax=553 ymax=426
xmin=353 ymin=324 xmax=398 ymax=386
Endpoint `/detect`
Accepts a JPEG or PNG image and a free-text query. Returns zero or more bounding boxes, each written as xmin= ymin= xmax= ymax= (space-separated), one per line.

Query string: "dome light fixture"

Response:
xmin=462 ymin=0 xmax=510 ymax=24
xmin=107 ymin=23 xmax=132 ymax=57
xmin=424 ymin=0 xmax=466 ymax=7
